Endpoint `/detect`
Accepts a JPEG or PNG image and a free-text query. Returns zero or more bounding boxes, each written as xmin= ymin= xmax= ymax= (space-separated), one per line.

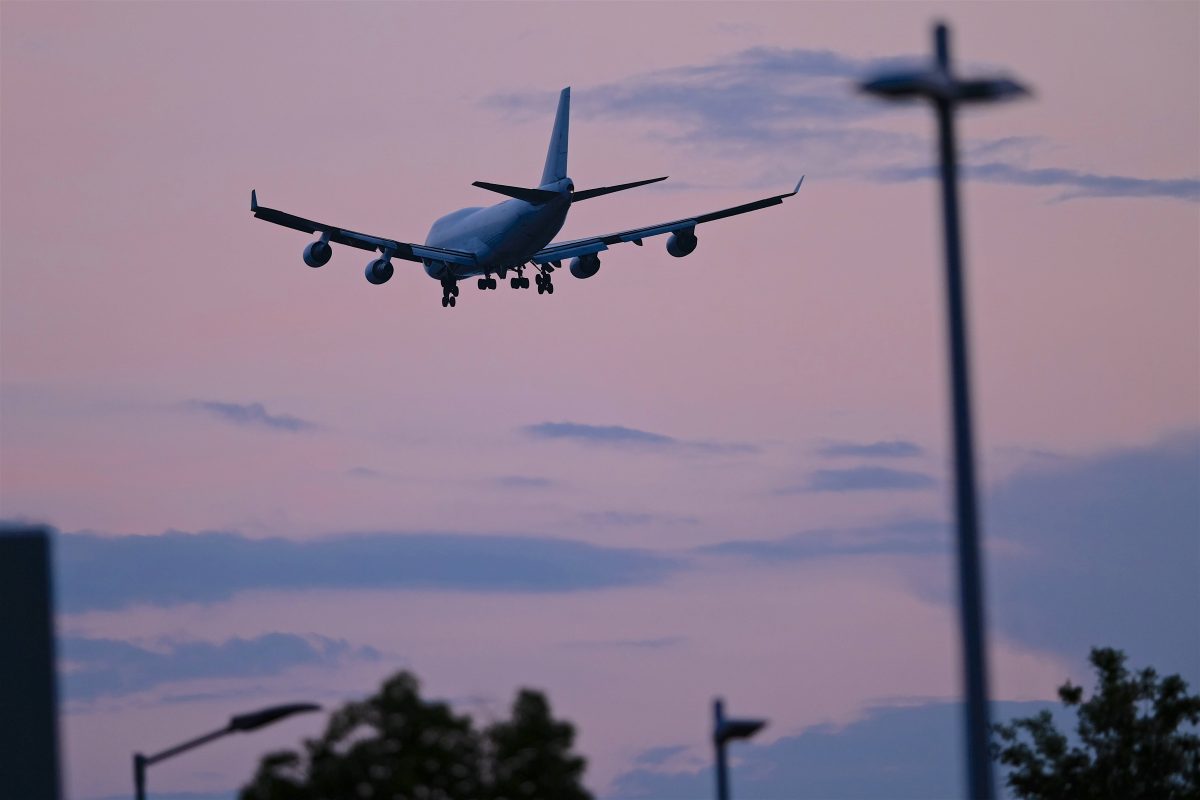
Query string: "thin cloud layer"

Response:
xmin=494 ymin=475 xmax=556 ymax=489
xmin=816 ymin=439 xmax=925 ymax=458
xmin=521 ymin=421 xmax=757 ymax=454
xmin=700 ymin=518 xmax=946 ymax=561
xmin=60 ymin=633 xmax=376 ymax=701
xmin=489 ymin=47 xmax=1198 ymax=202
xmin=55 ymin=529 xmax=680 ymax=612
xmin=185 ymin=400 xmax=318 ymax=433
xmin=874 ymin=162 xmax=1200 ymax=202
xmin=785 ymin=466 xmax=937 ymax=493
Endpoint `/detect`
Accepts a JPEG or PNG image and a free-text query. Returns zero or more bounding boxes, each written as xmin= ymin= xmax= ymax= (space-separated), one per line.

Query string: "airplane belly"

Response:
xmin=423 ymin=199 xmax=568 ymax=279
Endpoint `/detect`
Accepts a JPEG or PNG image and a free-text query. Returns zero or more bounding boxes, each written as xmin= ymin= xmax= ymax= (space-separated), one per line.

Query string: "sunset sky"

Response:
xmin=2 ymin=2 xmax=1197 ymax=798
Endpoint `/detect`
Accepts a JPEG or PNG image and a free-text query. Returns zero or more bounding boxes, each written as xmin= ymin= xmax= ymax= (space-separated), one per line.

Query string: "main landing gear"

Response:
xmin=509 ymin=267 xmax=531 ymax=290
xmin=535 ymin=269 xmax=555 ymax=295
xmin=477 ymin=276 xmax=498 ymax=291
xmin=440 ymin=279 xmax=459 ymax=308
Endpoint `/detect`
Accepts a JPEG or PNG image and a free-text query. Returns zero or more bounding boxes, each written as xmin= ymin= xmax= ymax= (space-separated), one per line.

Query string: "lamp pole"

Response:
xmin=712 ymin=698 xmax=767 ymax=800
xmin=860 ymin=23 xmax=1029 ymax=800
xmin=133 ymin=702 xmax=320 ymax=800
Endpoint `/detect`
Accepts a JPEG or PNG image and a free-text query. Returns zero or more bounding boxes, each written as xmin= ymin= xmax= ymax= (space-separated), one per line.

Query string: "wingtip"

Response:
xmin=251 ymin=189 xmax=258 ymax=211
xmin=793 ymin=175 xmax=804 ymax=194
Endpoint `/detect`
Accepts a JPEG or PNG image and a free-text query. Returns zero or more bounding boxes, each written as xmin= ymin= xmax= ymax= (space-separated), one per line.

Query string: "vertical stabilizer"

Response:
xmin=540 ymin=87 xmax=570 ymax=187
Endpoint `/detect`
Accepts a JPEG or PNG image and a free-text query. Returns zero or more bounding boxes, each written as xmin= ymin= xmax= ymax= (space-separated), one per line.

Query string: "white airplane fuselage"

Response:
xmin=422 ymin=178 xmax=574 ymax=281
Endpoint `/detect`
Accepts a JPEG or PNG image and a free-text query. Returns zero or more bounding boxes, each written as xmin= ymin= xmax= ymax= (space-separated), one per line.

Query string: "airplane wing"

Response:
xmin=531 ymin=177 xmax=803 ymax=265
xmin=250 ymin=191 xmax=477 ymax=267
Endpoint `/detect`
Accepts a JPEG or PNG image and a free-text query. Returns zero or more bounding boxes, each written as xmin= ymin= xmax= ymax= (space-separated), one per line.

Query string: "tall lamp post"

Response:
xmin=712 ymin=698 xmax=766 ymax=800
xmin=133 ymin=702 xmax=320 ymax=800
xmin=860 ymin=23 xmax=1029 ymax=800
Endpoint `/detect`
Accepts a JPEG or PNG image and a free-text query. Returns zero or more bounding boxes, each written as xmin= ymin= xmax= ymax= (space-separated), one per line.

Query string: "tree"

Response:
xmin=992 ymin=647 xmax=1200 ymax=799
xmin=486 ymin=689 xmax=589 ymax=800
xmin=240 ymin=671 xmax=592 ymax=800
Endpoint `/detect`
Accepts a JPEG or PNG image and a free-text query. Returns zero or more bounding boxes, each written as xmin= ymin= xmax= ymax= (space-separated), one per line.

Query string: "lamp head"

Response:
xmin=860 ymin=70 xmax=954 ymax=101
xmin=716 ymin=717 xmax=768 ymax=745
xmin=229 ymin=703 xmax=320 ymax=733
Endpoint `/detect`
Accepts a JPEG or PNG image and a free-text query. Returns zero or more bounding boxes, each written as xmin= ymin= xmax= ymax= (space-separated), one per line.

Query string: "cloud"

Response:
xmin=523 ymin=422 xmax=675 ymax=447
xmin=185 ymin=400 xmax=318 ymax=433
xmin=494 ymin=475 xmax=556 ymax=489
xmin=346 ymin=466 xmax=388 ymax=479
xmin=521 ymin=421 xmax=758 ymax=455
xmin=817 ymin=439 xmax=924 ymax=458
xmin=55 ymin=529 xmax=681 ymax=612
xmin=783 ymin=466 xmax=937 ymax=493
xmin=987 ymin=431 xmax=1200 ymax=679
xmin=489 ymin=48 xmax=1198 ymax=202
xmin=609 ymin=700 xmax=1067 ymax=800
xmin=699 ymin=518 xmax=945 ymax=561
xmin=632 ymin=744 xmax=690 ymax=767
xmin=707 ymin=432 xmax=1200 ymax=680
xmin=60 ymin=632 xmax=376 ymax=701
xmin=873 ymin=162 xmax=1200 ymax=202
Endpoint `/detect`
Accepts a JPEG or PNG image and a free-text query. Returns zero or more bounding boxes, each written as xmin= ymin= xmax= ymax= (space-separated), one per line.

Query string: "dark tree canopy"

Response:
xmin=240 ymin=671 xmax=592 ymax=800
xmin=992 ymin=647 xmax=1200 ymax=800
xmin=486 ymin=689 xmax=589 ymax=800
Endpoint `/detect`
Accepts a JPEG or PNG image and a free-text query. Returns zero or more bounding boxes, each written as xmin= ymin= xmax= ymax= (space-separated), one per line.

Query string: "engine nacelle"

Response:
xmin=666 ymin=230 xmax=698 ymax=258
xmin=303 ymin=240 xmax=332 ymax=268
xmin=365 ymin=258 xmax=394 ymax=285
xmin=569 ymin=253 xmax=601 ymax=279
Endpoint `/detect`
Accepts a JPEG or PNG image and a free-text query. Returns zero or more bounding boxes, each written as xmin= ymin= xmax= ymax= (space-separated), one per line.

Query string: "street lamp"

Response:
xmin=712 ymin=698 xmax=767 ymax=800
xmin=133 ymin=702 xmax=320 ymax=800
xmin=860 ymin=22 xmax=1030 ymax=800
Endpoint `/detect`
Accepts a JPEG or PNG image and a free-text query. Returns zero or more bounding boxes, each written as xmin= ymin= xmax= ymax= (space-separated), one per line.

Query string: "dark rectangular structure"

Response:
xmin=0 ymin=527 xmax=62 ymax=800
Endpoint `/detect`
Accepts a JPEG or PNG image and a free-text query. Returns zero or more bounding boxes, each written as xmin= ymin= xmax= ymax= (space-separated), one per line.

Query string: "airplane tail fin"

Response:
xmin=540 ymin=87 xmax=570 ymax=187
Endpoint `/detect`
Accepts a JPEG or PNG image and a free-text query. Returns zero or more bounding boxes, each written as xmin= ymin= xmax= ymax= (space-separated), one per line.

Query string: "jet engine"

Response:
xmin=303 ymin=240 xmax=332 ymax=268
xmin=365 ymin=258 xmax=394 ymax=285
xmin=569 ymin=253 xmax=601 ymax=279
xmin=666 ymin=229 xmax=698 ymax=258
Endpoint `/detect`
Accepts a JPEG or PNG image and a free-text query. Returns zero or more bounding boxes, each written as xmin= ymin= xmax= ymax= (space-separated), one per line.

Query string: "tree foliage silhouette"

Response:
xmin=240 ymin=671 xmax=592 ymax=800
xmin=992 ymin=647 xmax=1200 ymax=799
xmin=486 ymin=689 xmax=589 ymax=800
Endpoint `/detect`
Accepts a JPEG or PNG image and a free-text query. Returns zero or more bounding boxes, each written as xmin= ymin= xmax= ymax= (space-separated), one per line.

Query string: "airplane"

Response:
xmin=251 ymin=87 xmax=802 ymax=308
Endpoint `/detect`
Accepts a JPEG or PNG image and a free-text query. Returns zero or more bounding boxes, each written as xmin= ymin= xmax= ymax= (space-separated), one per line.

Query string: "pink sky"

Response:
xmin=2 ymin=2 xmax=1197 ymax=798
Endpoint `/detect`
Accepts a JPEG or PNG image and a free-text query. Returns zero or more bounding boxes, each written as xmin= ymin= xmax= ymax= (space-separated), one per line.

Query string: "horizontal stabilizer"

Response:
xmin=472 ymin=181 xmax=559 ymax=203
xmin=571 ymin=176 xmax=668 ymax=202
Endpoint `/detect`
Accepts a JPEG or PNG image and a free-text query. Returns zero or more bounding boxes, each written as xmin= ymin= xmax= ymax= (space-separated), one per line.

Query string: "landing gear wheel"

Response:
xmin=441 ymin=279 xmax=459 ymax=307
xmin=537 ymin=282 xmax=545 ymax=295
xmin=546 ymin=281 xmax=555 ymax=294
xmin=511 ymin=277 xmax=521 ymax=289
xmin=478 ymin=278 xmax=488 ymax=290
